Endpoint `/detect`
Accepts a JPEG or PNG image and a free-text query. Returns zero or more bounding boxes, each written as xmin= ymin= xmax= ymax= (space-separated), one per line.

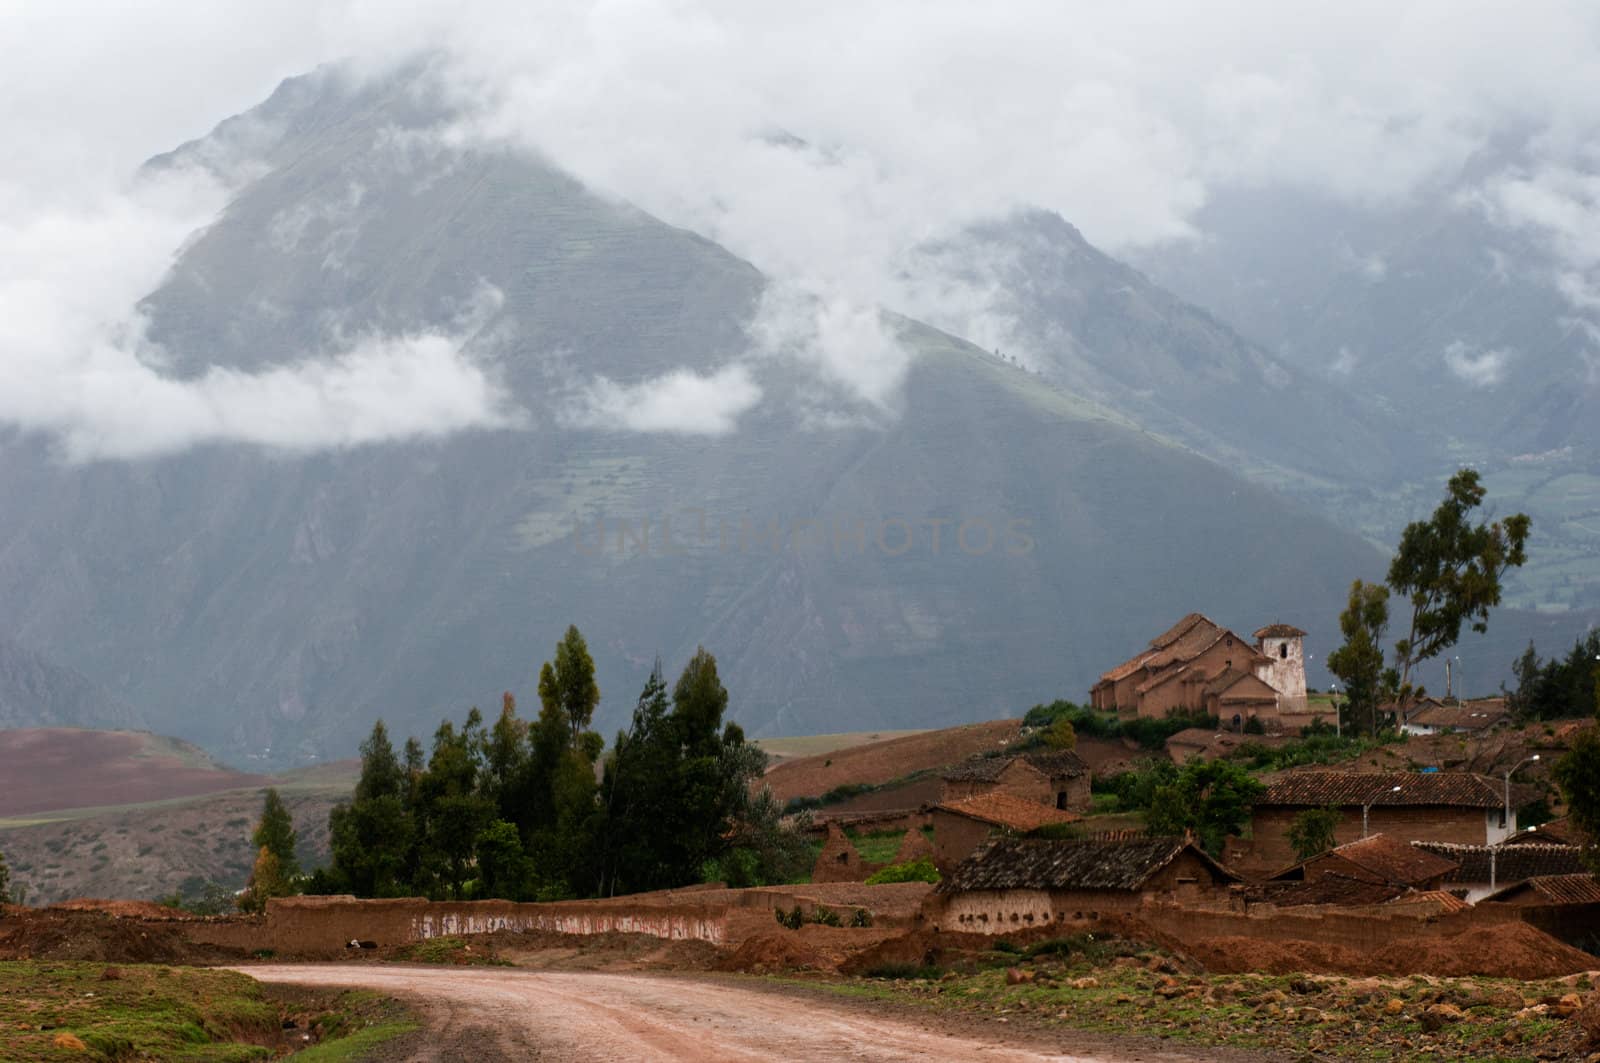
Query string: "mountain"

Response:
xmin=0 ymin=635 xmax=143 ymax=730
xmin=0 ymin=65 xmax=1422 ymax=764
xmin=1127 ymin=171 xmax=1600 ymax=616
xmin=924 ymin=211 xmax=1421 ymax=487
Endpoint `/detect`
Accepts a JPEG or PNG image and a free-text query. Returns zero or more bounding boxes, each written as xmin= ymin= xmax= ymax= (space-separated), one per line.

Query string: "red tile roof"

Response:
xmin=1405 ymin=698 xmax=1510 ymax=732
xmin=1257 ymin=771 xmax=1513 ymax=810
xmin=1254 ymin=624 xmax=1307 ymax=639
xmin=1504 ymin=818 xmax=1585 ymax=846
xmin=1321 ymin=834 xmax=1459 ymax=886
xmin=1483 ymin=874 xmax=1600 ymax=906
xmin=933 ymin=792 xmax=1081 ymax=832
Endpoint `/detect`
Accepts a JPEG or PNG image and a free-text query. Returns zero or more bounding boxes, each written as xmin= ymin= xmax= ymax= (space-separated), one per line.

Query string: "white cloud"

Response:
xmin=1442 ymin=341 xmax=1512 ymax=389
xmin=567 ymin=365 xmax=761 ymax=436
xmin=6 ymin=1 xmax=1600 ymax=452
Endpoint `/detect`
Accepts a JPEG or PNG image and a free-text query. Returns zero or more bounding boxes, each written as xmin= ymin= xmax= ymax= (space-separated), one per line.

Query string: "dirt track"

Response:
xmin=240 ymin=964 xmax=1222 ymax=1062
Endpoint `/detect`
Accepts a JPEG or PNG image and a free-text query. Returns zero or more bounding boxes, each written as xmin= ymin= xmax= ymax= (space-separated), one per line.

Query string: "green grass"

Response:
xmin=0 ymin=961 xmax=277 ymax=1062
xmin=755 ymin=730 xmax=928 ymax=762
xmin=0 ymin=963 xmax=415 ymax=1063
xmin=845 ymin=828 xmax=911 ymax=865
xmin=394 ymin=936 xmax=514 ymax=966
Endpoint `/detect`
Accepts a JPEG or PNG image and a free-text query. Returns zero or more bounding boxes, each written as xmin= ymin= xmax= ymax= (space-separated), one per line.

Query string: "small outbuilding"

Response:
xmin=940 ymin=750 xmax=1091 ymax=812
xmin=925 ymin=836 xmax=1238 ymax=932
xmin=1270 ymin=834 xmax=1459 ymax=891
xmin=930 ymin=792 xmax=1081 ymax=871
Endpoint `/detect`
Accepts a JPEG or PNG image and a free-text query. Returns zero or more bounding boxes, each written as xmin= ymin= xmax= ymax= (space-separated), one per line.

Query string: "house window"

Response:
xmin=1226 ymin=637 xmax=1233 ymax=647
xmin=1497 ymin=808 xmax=1507 ymax=830
xmin=1280 ymin=643 xmax=1289 ymax=659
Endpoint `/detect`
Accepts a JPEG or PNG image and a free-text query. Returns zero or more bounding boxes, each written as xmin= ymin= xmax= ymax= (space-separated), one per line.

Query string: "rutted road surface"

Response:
xmin=242 ymin=964 xmax=1210 ymax=1062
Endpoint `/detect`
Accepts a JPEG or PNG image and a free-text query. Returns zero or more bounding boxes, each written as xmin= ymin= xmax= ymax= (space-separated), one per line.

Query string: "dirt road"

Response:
xmin=242 ymin=964 xmax=1218 ymax=1062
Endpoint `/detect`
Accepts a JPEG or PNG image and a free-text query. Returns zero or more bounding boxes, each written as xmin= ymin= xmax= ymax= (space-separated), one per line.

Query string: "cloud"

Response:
xmin=0 ymin=160 xmax=518 ymax=461
xmin=6 ymin=1 xmax=1600 ymax=452
xmin=1442 ymin=341 xmax=1512 ymax=389
xmin=566 ymin=365 xmax=761 ymax=436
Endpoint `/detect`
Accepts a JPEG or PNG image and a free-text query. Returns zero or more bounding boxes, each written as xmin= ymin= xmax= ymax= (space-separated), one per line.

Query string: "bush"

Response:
xmin=864 ymin=963 xmax=941 ymax=980
xmin=991 ymin=939 xmax=1022 ymax=954
xmin=849 ymin=907 xmax=873 ymax=928
xmin=1243 ymin=715 xmax=1266 ymax=735
xmin=775 ymin=904 xmax=805 ymax=930
xmin=1024 ymin=934 xmax=1104 ymax=961
xmin=811 ymin=904 xmax=842 ymax=927
xmin=863 ymin=857 xmax=941 ymax=885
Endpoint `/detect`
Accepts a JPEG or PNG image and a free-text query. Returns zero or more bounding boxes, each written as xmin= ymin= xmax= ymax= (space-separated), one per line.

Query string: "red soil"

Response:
xmin=764 ymin=720 xmax=1024 ymax=802
xmin=0 ymin=728 xmax=268 ymax=816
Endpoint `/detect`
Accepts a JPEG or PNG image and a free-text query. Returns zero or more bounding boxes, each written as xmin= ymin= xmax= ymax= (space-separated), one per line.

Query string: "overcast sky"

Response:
xmin=3 ymin=1 xmax=1599 ymax=457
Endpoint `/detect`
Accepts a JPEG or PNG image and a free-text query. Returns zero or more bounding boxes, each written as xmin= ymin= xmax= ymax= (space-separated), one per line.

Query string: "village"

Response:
xmin=7 ymin=609 xmax=1599 ymax=1060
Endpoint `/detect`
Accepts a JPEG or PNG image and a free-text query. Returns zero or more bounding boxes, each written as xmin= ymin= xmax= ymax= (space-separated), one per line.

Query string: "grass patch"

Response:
xmin=0 ymin=963 xmax=416 ymax=1063
xmin=393 ymin=936 xmax=513 ymax=966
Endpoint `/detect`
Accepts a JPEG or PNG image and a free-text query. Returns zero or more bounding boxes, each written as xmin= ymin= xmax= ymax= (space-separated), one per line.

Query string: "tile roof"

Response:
xmin=1483 ymin=873 xmax=1600 ymax=906
xmin=1254 ymin=624 xmax=1308 ymax=639
xmin=1405 ymin=698 xmax=1511 ymax=732
xmin=1504 ymin=818 xmax=1584 ymax=846
xmin=932 ymin=792 xmax=1081 ymax=832
xmin=941 ymin=755 xmax=1041 ymax=784
xmin=1204 ymin=667 xmax=1254 ymax=696
xmin=1025 ymin=750 xmax=1090 ymax=778
xmin=1323 ymin=834 xmax=1460 ymax=886
xmin=935 ymin=836 xmax=1237 ymax=894
xmin=1136 ymin=663 xmax=1191 ymax=695
xmin=1412 ymin=841 xmax=1589 ymax=884
xmin=1388 ymin=890 xmax=1471 ymax=914
xmin=1097 ymin=650 xmax=1155 ymax=685
xmin=1257 ymin=771 xmax=1512 ymax=809
xmin=1243 ymin=873 xmax=1405 ymax=908
xmin=1150 ymin=613 xmax=1215 ymax=650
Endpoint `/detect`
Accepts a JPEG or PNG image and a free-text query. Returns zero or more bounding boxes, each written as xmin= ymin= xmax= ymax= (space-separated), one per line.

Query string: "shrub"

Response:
xmin=775 ymin=904 xmax=805 ymax=930
xmin=991 ymin=939 xmax=1022 ymax=954
xmin=864 ymin=857 xmax=941 ymax=885
xmin=849 ymin=907 xmax=873 ymax=928
xmin=864 ymin=963 xmax=941 ymax=980
xmin=812 ymin=904 xmax=842 ymax=927
xmin=1243 ymin=715 xmax=1266 ymax=735
xmin=1024 ymin=934 xmax=1104 ymax=961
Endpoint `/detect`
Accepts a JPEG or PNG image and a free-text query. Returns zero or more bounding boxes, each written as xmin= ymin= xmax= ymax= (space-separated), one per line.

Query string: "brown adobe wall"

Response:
xmin=184 ymin=895 xmax=734 ymax=957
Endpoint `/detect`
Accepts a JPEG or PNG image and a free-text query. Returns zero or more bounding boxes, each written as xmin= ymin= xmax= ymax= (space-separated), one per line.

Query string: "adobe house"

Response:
xmin=1399 ymin=697 xmax=1511 ymax=737
xmin=1481 ymin=874 xmax=1600 ymax=951
xmin=1089 ymin=613 xmax=1326 ymax=731
xmin=930 ymin=792 xmax=1081 ymax=871
xmin=1412 ymin=840 xmax=1589 ymax=902
xmin=940 ymin=750 xmax=1091 ymax=812
xmin=924 ymin=836 xmax=1239 ymax=933
xmin=1503 ymin=817 xmax=1585 ymax=847
xmin=1269 ymin=833 xmax=1459 ymax=892
xmin=1241 ymin=771 xmax=1537 ymax=873
xmin=811 ymin=822 xmax=872 ymax=884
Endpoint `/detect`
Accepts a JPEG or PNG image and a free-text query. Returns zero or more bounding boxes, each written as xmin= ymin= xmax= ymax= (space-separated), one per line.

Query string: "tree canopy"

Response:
xmin=1388 ymin=469 xmax=1530 ymax=693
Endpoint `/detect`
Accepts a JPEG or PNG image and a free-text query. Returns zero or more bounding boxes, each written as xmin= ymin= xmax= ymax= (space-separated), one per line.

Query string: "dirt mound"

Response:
xmin=53 ymin=898 xmax=197 ymax=920
xmin=1182 ymin=935 xmax=1372 ymax=975
xmin=1372 ymin=923 xmax=1597 ymax=979
xmin=717 ymin=933 xmax=831 ymax=973
xmin=1182 ymin=922 xmax=1597 ymax=979
xmin=0 ymin=908 xmax=224 ymax=963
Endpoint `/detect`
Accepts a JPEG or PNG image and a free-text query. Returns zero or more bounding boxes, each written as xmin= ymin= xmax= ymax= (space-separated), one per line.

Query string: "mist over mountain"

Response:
xmin=0 ymin=635 xmax=143 ymax=731
xmin=0 ymin=66 xmax=1417 ymax=764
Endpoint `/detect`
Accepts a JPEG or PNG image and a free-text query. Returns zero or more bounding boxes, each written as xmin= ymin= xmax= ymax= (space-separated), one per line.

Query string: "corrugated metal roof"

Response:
xmin=1413 ymin=841 xmax=1589 ymax=883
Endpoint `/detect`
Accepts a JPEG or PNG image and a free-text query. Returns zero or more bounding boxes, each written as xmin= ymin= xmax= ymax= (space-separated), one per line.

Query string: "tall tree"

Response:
xmin=251 ymin=788 xmax=300 ymax=880
xmin=418 ymin=718 xmax=494 ymax=899
xmin=1327 ymin=579 xmax=1393 ymax=736
xmin=1287 ymin=807 xmax=1341 ymax=861
xmin=1387 ymin=469 xmax=1530 ymax=694
xmin=1553 ymin=661 xmax=1600 ymax=869
xmin=326 ymin=719 xmax=414 ymax=898
xmin=539 ymin=625 xmax=600 ymax=746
